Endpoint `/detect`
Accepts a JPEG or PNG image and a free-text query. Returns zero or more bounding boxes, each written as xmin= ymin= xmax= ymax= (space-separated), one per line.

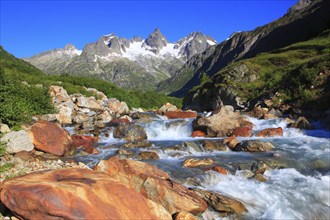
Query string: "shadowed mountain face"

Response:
xmin=24 ymin=29 xmax=217 ymax=91
xmin=169 ymin=0 xmax=330 ymax=97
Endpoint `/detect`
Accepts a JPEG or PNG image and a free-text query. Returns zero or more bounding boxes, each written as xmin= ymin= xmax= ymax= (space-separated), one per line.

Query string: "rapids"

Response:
xmin=74 ymin=115 xmax=330 ymax=219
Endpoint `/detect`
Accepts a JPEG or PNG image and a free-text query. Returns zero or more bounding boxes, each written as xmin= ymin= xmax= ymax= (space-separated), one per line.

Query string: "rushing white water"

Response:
xmin=75 ymin=114 xmax=330 ymax=219
xmin=194 ymin=169 xmax=330 ymax=220
xmin=141 ymin=118 xmax=193 ymax=140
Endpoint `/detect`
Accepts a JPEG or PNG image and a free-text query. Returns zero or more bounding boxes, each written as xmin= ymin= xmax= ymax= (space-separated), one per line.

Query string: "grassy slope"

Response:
xmin=186 ymin=30 xmax=330 ymax=110
xmin=0 ymin=46 xmax=182 ymax=128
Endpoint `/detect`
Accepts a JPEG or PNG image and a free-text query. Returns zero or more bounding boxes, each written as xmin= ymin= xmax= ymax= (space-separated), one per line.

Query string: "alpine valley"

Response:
xmin=1 ymin=0 xmax=330 ymax=219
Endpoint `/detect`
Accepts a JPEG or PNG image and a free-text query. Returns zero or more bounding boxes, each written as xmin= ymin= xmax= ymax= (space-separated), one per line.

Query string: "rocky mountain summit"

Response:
xmin=24 ymin=29 xmax=217 ymax=91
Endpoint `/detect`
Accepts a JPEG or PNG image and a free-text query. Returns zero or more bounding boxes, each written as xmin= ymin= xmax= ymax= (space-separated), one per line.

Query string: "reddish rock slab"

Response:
xmin=71 ymin=135 xmax=100 ymax=154
xmin=232 ymin=126 xmax=253 ymax=137
xmin=0 ymin=168 xmax=171 ymax=220
xmin=29 ymin=120 xmax=72 ymax=156
xmin=255 ymin=127 xmax=283 ymax=137
xmin=191 ymin=130 xmax=207 ymax=138
xmin=165 ymin=111 xmax=197 ymax=119
xmin=94 ymin=157 xmax=207 ymax=215
xmin=207 ymin=166 xmax=228 ymax=175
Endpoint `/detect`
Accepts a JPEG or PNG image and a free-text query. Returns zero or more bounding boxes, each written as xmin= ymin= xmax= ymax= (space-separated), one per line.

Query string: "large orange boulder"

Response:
xmin=0 ymin=168 xmax=171 ymax=220
xmin=165 ymin=111 xmax=197 ymax=119
xmin=94 ymin=157 xmax=207 ymax=215
xmin=29 ymin=120 xmax=72 ymax=156
xmin=255 ymin=127 xmax=283 ymax=137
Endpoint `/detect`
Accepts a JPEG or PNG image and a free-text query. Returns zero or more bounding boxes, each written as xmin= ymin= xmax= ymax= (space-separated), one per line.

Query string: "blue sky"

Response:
xmin=1 ymin=0 xmax=296 ymax=58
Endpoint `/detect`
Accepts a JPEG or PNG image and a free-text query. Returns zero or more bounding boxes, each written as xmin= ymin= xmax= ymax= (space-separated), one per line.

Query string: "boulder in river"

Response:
xmin=94 ymin=157 xmax=207 ymax=215
xmin=138 ymin=151 xmax=160 ymax=160
xmin=183 ymin=158 xmax=215 ymax=168
xmin=290 ymin=117 xmax=313 ymax=130
xmin=255 ymin=127 xmax=283 ymax=137
xmin=206 ymin=166 xmax=228 ymax=175
xmin=234 ymin=140 xmax=274 ymax=152
xmin=165 ymin=111 xmax=197 ymax=119
xmin=232 ymin=126 xmax=253 ymax=137
xmin=71 ymin=135 xmax=99 ymax=154
xmin=193 ymin=105 xmax=251 ymax=137
xmin=158 ymin=103 xmax=178 ymax=115
xmin=113 ymin=124 xmax=147 ymax=141
xmin=191 ymin=130 xmax=207 ymax=138
xmin=192 ymin=189 xmax=246 ymax=216
xmin=0 ymin=168 xmax=171 ymax=219
xmin=29 ymin=120 xmax=72 ymax=156
xmin=202 ymin=140 xmax=227 ymax=151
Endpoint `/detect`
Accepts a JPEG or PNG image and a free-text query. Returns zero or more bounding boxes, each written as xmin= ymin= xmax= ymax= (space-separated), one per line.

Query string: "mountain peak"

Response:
xmin=145 ymin=28 xmax=168 ymax=50
xmin=64 ymin=44 xmax=77 ymax=51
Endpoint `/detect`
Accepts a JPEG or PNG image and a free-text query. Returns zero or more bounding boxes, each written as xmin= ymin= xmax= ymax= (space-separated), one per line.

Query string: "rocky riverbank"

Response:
xmin=1 ymin=85 xmax=329 ymax=219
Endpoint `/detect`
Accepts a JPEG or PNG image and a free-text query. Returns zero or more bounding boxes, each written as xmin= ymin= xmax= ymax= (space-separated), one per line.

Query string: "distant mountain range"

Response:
xmin=24 ymin=29 xmax=217 ymax=91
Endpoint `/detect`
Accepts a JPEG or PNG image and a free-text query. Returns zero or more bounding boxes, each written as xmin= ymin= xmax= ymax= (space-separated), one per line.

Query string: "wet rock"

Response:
xmin=71 ymin=135 xmax=99 ymax=154
xmin=131 ymin=112 xmax=157 ymax=123
xmin=117 ymin=149 xmax=134 ymax=155
xmin=0 ymin=123 xmax=11 ymax=134
xmin=165 ymin=111 xmax=197 ymax=119
xmin=0 ymin=130 xmax=34 ymax=154
xmin=251 ymin=161 xmax=268 ymax=174
xmin=29 ymin=120 xmax=72 ymax=156
xmin=255 ymin=127 xmax=283 ymax=137
xmin=114 ymin=124 xmax=147 ymax=141
xmin=120 ymin=141 xmax=152 ymax=148
xmin=193 ymin=105 xmax=251 ymax=137
xmin=173 ymin=211 xmax=198 ymax=220
xmin=234 ymin=140 xmax=274 ymax=152
xmin=94 ymin=157 xmax=207 ymax=215
xmin=202 ymin=140 xmax=227 ymax=151
xmin=250 ymin=106 xmax=269 ymax=119
xmin=0 ymin=168 xmax=171 ymax=220
xmin=262 ymin=113 xmax=278 ymax=119
xmin=183 ymin=158 xmax=214 ymax=168
xmin=232 ymin=126 xmax=253 ymax=137
xmin=207 ymin=166 xmax=228 ymax=175
xmin=237 ymin=170 xmax=255 ymax=178
xmin=191 ymin=130 xmax=206 ymax=138
xmin=253 ymin=173 xmax=267 ymax=182
xmin=157 ymin=103 xmax=177 ymax=115
xmin=224 ymin=135 xmax=240 ymax=149
xmin=192 ymin=189 xmax=246 ymax=216
xmin=183 ymin=141 xmax=202 ymax=152
xmin=290 ymin=117 xmax=313 ymax=130
xmin=139 ymin=151 xmax=160 ymax=160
